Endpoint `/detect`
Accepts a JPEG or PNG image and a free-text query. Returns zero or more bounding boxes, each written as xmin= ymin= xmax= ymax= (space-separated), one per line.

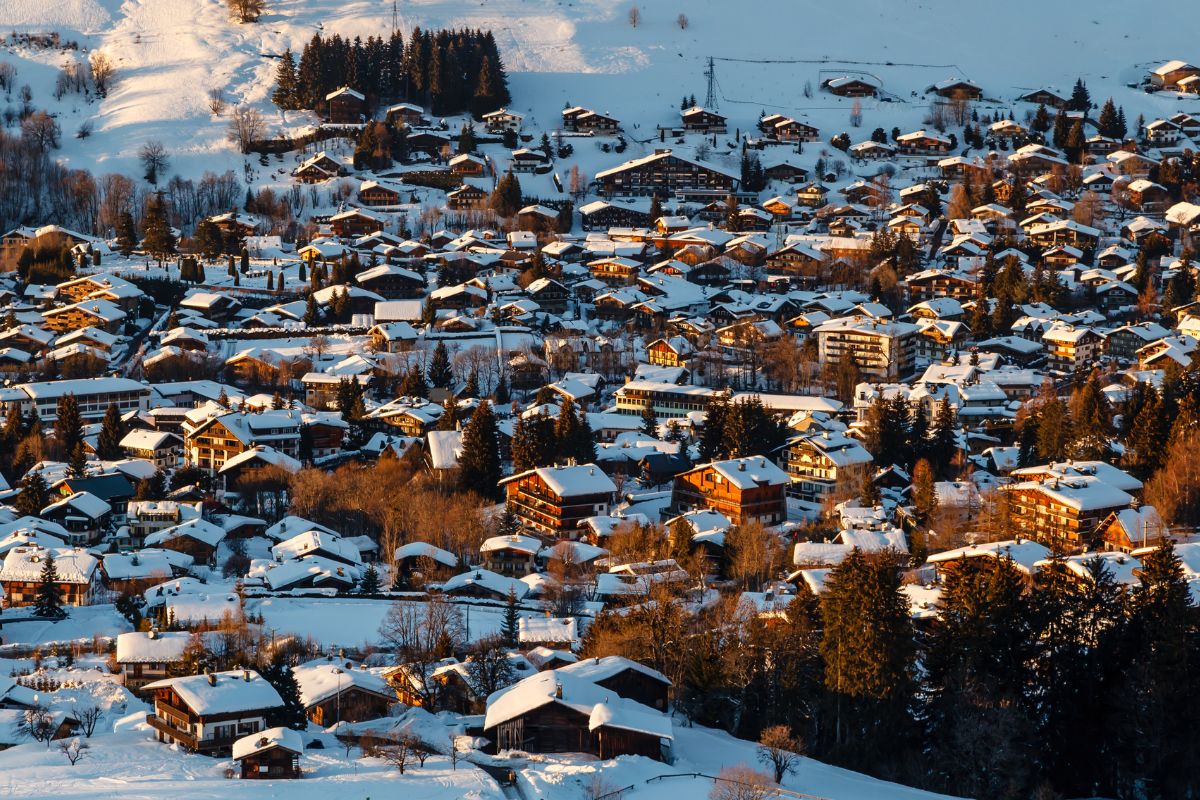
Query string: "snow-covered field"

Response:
xmin=3 ymin=0 xmax=1198 ymax=187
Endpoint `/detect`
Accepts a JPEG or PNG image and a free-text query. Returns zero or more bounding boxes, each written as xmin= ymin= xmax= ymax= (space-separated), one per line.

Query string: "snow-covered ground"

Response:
xmin=3 ymin=0 xmax=1199 ymax=189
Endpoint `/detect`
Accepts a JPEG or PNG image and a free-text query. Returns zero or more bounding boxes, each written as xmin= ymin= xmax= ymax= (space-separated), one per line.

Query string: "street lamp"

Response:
xmin=332 ymin=667 xmax=343 ymax=725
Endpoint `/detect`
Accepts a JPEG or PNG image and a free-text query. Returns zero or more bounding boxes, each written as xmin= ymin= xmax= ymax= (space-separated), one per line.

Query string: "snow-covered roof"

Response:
xmin=292 ymin=657 xmax=393 ymax=707
xmin=518 ymin=616 xmax=578 ymax=644
xmin=232 ymin=726 xmax=304 ymax=760
xmin=927 ymin=539 xmax=1052 ymax=573
xmin=0 ymin=546 xmax=98 ymax=583
xmin=115 ymin=630 xmax=191 ymax=663
xmin=144 ymin=669 xmax=283 ymax=715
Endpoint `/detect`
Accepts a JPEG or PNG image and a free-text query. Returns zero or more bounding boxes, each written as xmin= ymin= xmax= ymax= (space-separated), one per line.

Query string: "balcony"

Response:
xmin=145 ymin=715 xmax=240 ymax=753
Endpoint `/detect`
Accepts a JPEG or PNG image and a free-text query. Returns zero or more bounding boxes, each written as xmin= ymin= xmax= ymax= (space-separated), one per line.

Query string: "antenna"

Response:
xmin=703 ymin=56 xmax=718 ymax=110
xmin=391 ymin=0 xmax=399 ymax=36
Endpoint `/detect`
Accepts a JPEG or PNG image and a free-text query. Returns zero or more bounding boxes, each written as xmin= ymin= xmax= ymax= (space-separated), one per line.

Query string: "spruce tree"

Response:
xmin=32 ymin=551 xmax=65 ymax=618
xmin=1067 ymin=370 xmax=1113 ymax=461
xmin=928 ymin=398 xmax=958 ymax=476
xmin=55 ymin=394 xmax=83 ymax=458
xmin=360 ymin=563 xmax=381 ymax=593
xmin=458 ymin=401 xmax=502 ymax=498
xmin=490 ymin=171 xmax=523 ymax=218
xmin=700 ymin=392 xmax=730 ymax=461
xmin=115 ymin=211 xmax=138 ymax=255
xmin=271 ymin=49 xmax=300 ymax=109
xmin=555 ymin=398 xmax=596 ymax=465
xmin=141 ymin=194 xmax=176 ymax=263
xmin=14 ymin=471 xmax=50 ymax=517
xmin=96 ymin=402 xmax=125 ymax=461
xmin=501 ymin=587 xmax=520 ymax=647
xmin=262 ymin=662 xmax=307 ymax=729
xmin=640 ymin=402 xmax=659 ymax=439
xmin=67 ymin=442 xmax=88 ymax=479
xmin=428 ymin=341 xmax=453 ymax=388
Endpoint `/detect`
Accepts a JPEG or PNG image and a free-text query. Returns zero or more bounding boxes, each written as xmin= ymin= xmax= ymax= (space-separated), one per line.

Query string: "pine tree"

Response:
xmin=501 ymin=587 xmax=520 ymax=647
xmin=819 ymin=549 xmax=915 ymax=771
xmin=67 ymin=442 xmax=88 ymax=479
xmin=141 ymin=194 xmax=176 ymax=263
xmin=1097 ymin=97 xmax=1121 ymax=139
xmin=14 ymin=471 xmax=50 ymax=517
xmin=457 ymin=122 xmax=476 ymax=155
xmin=398 ymin=365 xmax=429 ymax=398
xmin=55 ymin=394 xmax=83 ymax=458
xmin=493 ymin=374 xmax=510 ymax=405
xmin=262 ymin=662 xmax=307 ymax=729
xmin=700 ymin=392 xmax=730 ymax=461
xmin=428 ymin=341 xmax=453 ymax=388
xmin=910 ymin=458 xmax=938 ymax=525
xmin=458 ymin=401 xmax=502 ymax=498
xmin=490 ymin=171 xmax=523 ymax=218
xmin=96 ymin=402 xmax=125 ymax=461
xmin=1035 ymin=382 xmax=1071 ymax=462
xmin=1067 ymin=369 xmax=1113 ymax=460
xmin=555 ymin=398 xmax=596 ymax=465
xmin=436 ymin=393 xmax=460 ymax=431
xmin=1031 ymin=104 xmax=1051 ymax=134
xmin=464 ymin=366 xmax=480 ymax=398
xmin=115 ymin=211 xmax=138 ymax=255
xmin=928 ymin=398 xmax=958 ymax=476
xmin=640 ymin=402 xmax=659 ymax=439
xmin=360 ymin=563 xmax=381 ymax=594
xmin=303 ymin=293 xmax=319 ymax=325
xmin=1068 ymin=77 xmax=1091 ymax=112
xmin=271 ymin=49 xmax=300 ymax=109
xmin=32 ymin=551 xmax=65 ymax=618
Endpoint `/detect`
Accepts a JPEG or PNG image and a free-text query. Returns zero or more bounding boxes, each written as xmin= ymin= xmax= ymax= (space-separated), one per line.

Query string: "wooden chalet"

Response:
xmin=325 ymin=87 xmax=366 ymax=124
xmin=500 ymin=464 xmax=617 ymax=537
xmin=671 ymin=457 xmax=789 ymax=526
xmin=144 ymin=670 xmax=284 ymax=755
xmin=233 ymin=727 xmax=303 ymax=779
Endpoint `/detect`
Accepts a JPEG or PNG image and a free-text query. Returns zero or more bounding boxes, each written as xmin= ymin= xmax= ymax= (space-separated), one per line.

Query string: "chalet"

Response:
xmin=927 ymin=78 xmax=983 ymax=99
xmin=384 ymin=102 xmax=426 ymax=126
xmin=120 ymin=429 xmax=183 ymax=470
xmin=568 ymin=109 xmax=621 ymax=134
xmin=596 ymin=149 xmax=737 ymax=198
xmin=822 ymin=75 xmax=879 ymax=97
xmin=183 ymin=410 xmax=301 ymax=473
xmin=646 ymin=336 xmax=694 ymax=368
xmin=292 ymin=152 xmax=346 ymax=183
xmin=329 ymin=208 xmax=385 ymax=239
xmin=1042 ymin=324 xmax=1102 ymax=372
xmin=482 ymin=108 xmax=523 ymax=133
xmin=672 ymin=457 xmax=789 ymax=525
xmin=355 ymin=264 xmax=425 ymax=298
xmin=526 ymin=277 xmax=570 ymax=315
xmin=795 ymin=183 xmax=829 ymax=207
xmin=500 ymin=464 xmax=618 ymax=537
xmin=481 ymin=533 xmax=543 ymax=576
xmin=588 ymin=256 xmax=641 ymax=286
xmin=895 ymin=130 xmax=954 ymax=156
xmin=484 ymin=665 xmax=672 ymax=761
xmin=579 ymin=200 xmax=651 ymax=231
xmin=446 ymin=183 xmax=489 ymax=210
xmin=325 ymin=87 xmax=366 ymax=124
xmin=449 ymin=153 xmax=487 ymax=177
xmin=144 ymin=669 xmax=284 ymax=755
xmin=1004 ymin=474 xmax=1135 ymax=550
xmin=39 ymin=492 xmax=111 ymax=546
xmin=144 ymin=518 xmax=226 ymax=564
xmin=115 ymin=630 xmax=191 ymax=694
xmin=762 ymin=161 xmax=809 ymax=184
xmin=233 ymin=727 xmax=303 ymax=779
xmin=771 ymin=118 xmax=820 ymax=142
xmin=41 ymin=299 xmax=125 ymax=333
xmin=1144 ymin=118 xmax=1182 ymax=147
xmin=357 ymin=180 xmax=403 ymax=207
xmin=1096 ymin=506 xmax=1167 ymax=553
xmin=1149 ymin=60 xmax=1200 ymax=90
xmin=1126 ymin=179 xmax=1171 ymax=213
xmin=406 ymin=131 xmax=451 ymax=157
xmin=680 ymin=106 xmax=726 ymax=133
xmin=438 ymin=568 xmax=529 ymax=602
xmin=1018 ymin=88 xmax=1067 ymax=107
xmin=850 ymin=140 xmax=896 ymax=160
xmin=293 ymin=657 xmax=395 ymax=726
xmin=511 ymin=148 xmax=549 ymax=173
xmin=393 ymin=541 xmax=458 ymax=589
xmin=780 ymin=432 xmax=873 ymax=503
xmin=0 ymin=546 xmax=100 ymax=607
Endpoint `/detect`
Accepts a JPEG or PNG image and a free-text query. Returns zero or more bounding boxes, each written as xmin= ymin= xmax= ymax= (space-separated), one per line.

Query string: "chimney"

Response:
xmin=738 ymin=461 xmax=746 ymax=471
xmin=207 ymin=671 xmax=216 ymax=686
xmin=148 ymin=628 xmax=157 ymax=640
xmin=243 ymin=669 xmax=251 ymax=682
xmin=554 ymin=682 xmax=563 ymax=699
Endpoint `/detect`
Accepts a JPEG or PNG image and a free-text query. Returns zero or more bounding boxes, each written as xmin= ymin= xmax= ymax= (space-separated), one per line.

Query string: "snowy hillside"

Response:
xmin=2 ymin=0 xmax=1198 ymax=185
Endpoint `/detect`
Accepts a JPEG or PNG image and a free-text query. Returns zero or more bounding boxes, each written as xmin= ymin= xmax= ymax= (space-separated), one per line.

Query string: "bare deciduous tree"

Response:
xmin=378 ymin=597 xmax=464 ymax=706
xmin=756 ymin=725 xmax=804 ymax=783
xmin=58 ymin=737 xmax=88 ymax=765
xmin=225 ymin=0 xmax=267 ymax=23
xmin=21 ymin=112 xmax=61 ymax=152
xmin=89 ymin=52 xmax=115 ymax=96
xmin=709 ymin=765 xmax=777 ymax=800
xmin=138 ymin=140 xmax=169 ymax=185
xmin=207 ymin=87 xmax=227 ymax=116
xmin=377 ymin=732 xmax=414 ymax=773
xmin=676 ymin=13 xmax=689 ymax=29
xmin=76 ymin=704 xmax=103 ymax=738
xmin=18 ymin=705 xmax=56 ymax=746
xmin=628 ymin=6 xmax=641 ymax=27
xmin=227 ymin=105 xmax=265 ymax=153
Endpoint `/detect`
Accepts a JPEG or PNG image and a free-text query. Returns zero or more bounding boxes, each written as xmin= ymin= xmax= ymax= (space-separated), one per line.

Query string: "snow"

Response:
xmin=143 ymin=669 xmax=282 ymax=715
xmin=115 ymin=630 xmax=191 ymax=663
xmin=231 ymin=725 xmax=304 ymax=760
xmin=291 ymin=658 xmax=392 ymax=707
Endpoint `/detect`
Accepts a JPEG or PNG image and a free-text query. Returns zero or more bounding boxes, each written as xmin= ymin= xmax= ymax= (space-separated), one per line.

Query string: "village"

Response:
xmin=0 ymin=0 xmax=1199 ymax=799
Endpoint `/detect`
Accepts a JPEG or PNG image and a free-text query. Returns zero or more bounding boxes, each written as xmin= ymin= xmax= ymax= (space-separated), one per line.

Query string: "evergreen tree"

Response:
xmin=458 ymin=401 xmax=502 ymax=498
xmin=511 ymin=412 xmax=555 ymax=472
xmin=490 ymin=171 xmax=523 ymax=217
xmin=141 ymin=194 xmax=176 ymax=262
xmin=14 ymin=471 xmax=50 ymax=517
xmin=700 ymin=392 xmax=730 ymax=461
xmin=501 ymin=587 xmax=520 ymax=647
xmin=436 ymin=393 xmax=460 ymax=431
xmin=303 ymin=293 xmax=320 ymax=325
xmin=1031 ymin=103 xmax=1051 ymax=134
xmin=819 ymin=549 xmax=915 ymax=772
xmin=464 ymin=366 xmax=480 ymax=398
xmin=555 ymin=398 xmax=596 ymax=465
xmin=55 ymin=394 xmax=83 ymax=458
xmin=428 ymin=341 xmax=453 ymax=388
xmin=928 ymin=398 xmax=958 ymax=476
xmin=910 ymin=458 xmax=938 ymax=526
xmin=457 ymin=122 xmax=476 ymax=155
xmin=1097 ymin=97 xmax=1121 ymax=139
xmin=1035 ymin=382 xmax=1071 ymax=462
xmin=96 ymin=402 xmax=125 ymax=461
xmin=261 ymin=662 xmax=307 ymax=729
xmin=493 ymin=374 xmax=510 ymax=405
xmin=1067 ymin=369 xmax=1113 ymax=460
xmin=115 ymin=211 xmax=138 ymax=255
xmin=1068 ymin=78 xmax=1091 ymax=112
xmin=398 ymin=365 xmax=429 ymax=398
xmin=360 ymin=563 xmax=381 ymax=594
xmin=271 ymin=49 xmax=300 ymax=109
xmin=640 ymin=402 xmax=659 ymax=438
xmin=32 ymin=551 xmax=65 ymax=618
xmin=67 ymin=442 xmax=88 ymax=479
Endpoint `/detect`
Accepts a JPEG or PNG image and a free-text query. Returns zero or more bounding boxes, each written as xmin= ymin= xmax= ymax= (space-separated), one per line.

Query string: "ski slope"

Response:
xmin=1 ymin=0 xmax=1197 ymax=184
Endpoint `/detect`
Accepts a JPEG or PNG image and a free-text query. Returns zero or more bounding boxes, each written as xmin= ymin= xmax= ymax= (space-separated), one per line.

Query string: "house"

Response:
xmin=780 ymin=431 xmax=873 ymax=503
xmin=895 ymin=130 xmax=954 ymax=156
xmin=1097 ymin=505 xmax=1167 ymax=553
xmin=482 ymin=108 xmax=523 ymax=132
xmin=595 ymin=150 xmax=737 ymax=198
xmin=293 ymin=152 xmax=347 ymax=183
xmin=481 ymin=533 xmax=543 ymax=576
xmin=384 ymin=102 xmax=426 ymax=126
xmin=1003 ymin=467 xmax=1137 ymax=550
xmin=393 ymin=541 xmax=458 ymax=589
xmin=927 ymin=78 xmax=983 ymax=100
xmin=233 ymin=727 xmax=303 ymax=779
xmin=120 ymin=429 xmax=183 ymax=470
xmin=144 ymin=669 xmax=284 ymax=755
xmin=446 ymin=183 xmax=489 ymax=210
xmin=483 ymin=665 xmax=672 ymax=761
xmin=115 ymin=630 xmax=191 ymax=694
xmin=0 ymin=546 xmax=100 ymax=607
xmin=357 ymin=180 xmax=403 ymax=207
xmin=671 ymin=457 xmax=789 ymax=525
xmin=144 ymin=519 xmax=227 ymax=564
xmin=292 ymin=657 xmax=395 ymax=726
xmin=183 ymin=409 xmax=302 ymax=473
xmin=680 ymin=106 xmax=726 ymax=133
xmin=500 ymin=464 xmax=618 ymax=537
xmin=579 ymin=200 xmax=651 ymax=231
xmin=449 ymin=154 xmax=487 ymax=177
xmin=519 ymin=617 xmax=579 ymax=649
xmin=1149 ymin=60 xmax=1200 ymax=90
xmin=1042 ymin=324 xmax=1102 ymax=372
xmin=822 ymin=75 xmax=879 ymax=97
xmin=325 ymin=87 xmax=366 ymax=123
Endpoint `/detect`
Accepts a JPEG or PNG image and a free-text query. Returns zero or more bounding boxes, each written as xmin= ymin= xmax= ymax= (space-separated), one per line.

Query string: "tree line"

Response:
xmin=271 ymin=28 xmax=510 ymax=118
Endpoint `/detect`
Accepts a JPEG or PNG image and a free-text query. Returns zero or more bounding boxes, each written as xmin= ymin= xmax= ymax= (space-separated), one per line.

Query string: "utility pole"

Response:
xmin=703 ymin=56 xmax=719 ymax=111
